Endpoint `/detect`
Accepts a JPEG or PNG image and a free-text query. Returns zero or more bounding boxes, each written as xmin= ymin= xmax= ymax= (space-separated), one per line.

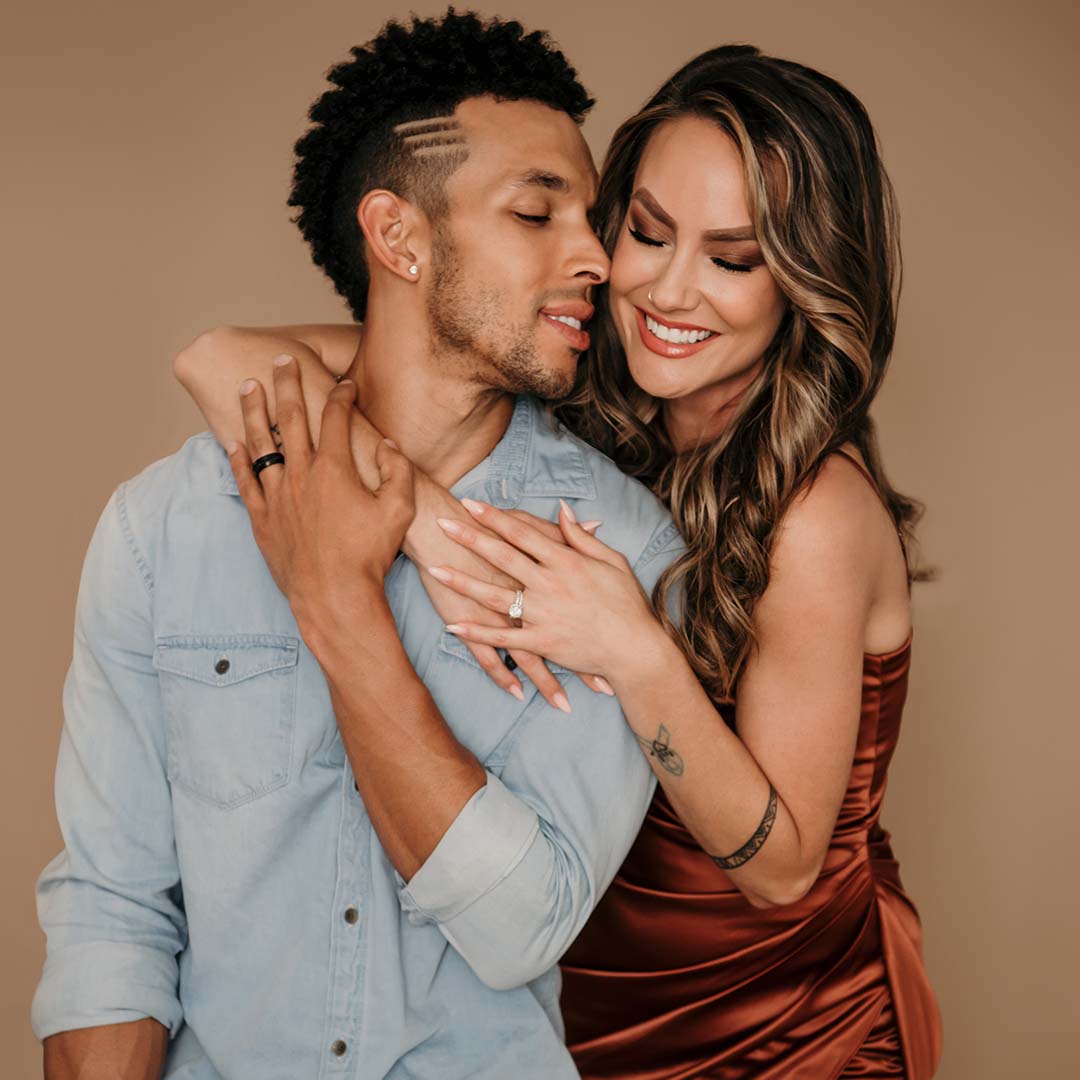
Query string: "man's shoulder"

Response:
xmin=529 ymin=407 xmax=682 ymax=569
xmin=115 ymin=432 xmax=232 ymax=529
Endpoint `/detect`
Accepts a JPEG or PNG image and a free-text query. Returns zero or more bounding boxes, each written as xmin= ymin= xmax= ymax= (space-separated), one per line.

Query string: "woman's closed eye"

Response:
xmin=629 ymin=222 xmax=753 ymax=273
xmin=628 ymin=224 xmax=665 ymax=247
xmin=514 ymin=212 xmax=551 ymax=225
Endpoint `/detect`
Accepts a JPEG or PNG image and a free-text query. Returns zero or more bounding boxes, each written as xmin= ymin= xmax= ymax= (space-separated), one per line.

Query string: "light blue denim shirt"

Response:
xmin=33 ymin=396 xmax=684 ymax=1079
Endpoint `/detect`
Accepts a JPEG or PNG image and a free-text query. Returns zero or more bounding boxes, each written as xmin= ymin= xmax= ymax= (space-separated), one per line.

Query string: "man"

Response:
xmin=33 ymin=11 xmax=682 ymax=1078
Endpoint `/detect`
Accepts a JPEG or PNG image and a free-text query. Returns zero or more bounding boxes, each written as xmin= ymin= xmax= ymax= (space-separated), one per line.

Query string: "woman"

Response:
xmin=179 ymin=45 xmax=941 ymax=1079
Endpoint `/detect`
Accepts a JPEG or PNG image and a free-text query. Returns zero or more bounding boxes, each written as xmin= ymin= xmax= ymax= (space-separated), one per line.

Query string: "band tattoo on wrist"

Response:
xmin=637 ymin=724 xmax=684 ymax=776
xmin=710 ymin=784 xmax=778 ymax=869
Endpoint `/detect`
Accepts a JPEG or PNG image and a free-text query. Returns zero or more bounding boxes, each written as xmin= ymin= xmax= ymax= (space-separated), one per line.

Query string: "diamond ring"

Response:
xmin=508 ymin=589 xmax=524 ymax=625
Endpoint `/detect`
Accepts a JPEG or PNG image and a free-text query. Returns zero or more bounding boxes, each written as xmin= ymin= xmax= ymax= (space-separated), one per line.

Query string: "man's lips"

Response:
xmin=540 ymin=301 xmax=594 ymax=351
xmin=634 ymin=307 xmax=718 ymax=358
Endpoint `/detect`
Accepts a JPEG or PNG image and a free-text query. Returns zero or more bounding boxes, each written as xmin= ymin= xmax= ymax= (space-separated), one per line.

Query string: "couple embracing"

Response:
xmin=34 ymin=9 xmax=942 ymax=1078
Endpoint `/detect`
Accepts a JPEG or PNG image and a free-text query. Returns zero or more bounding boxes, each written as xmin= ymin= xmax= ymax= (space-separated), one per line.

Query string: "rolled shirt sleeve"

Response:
xmin=32 ymin=485 xmax=186 ymax=1040
xmin=398 ymin=520 xmax=684 ymax=991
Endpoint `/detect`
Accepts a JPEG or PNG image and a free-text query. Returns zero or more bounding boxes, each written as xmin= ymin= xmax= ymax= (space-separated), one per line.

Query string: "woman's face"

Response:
xmin=608 ymin=115 xmax=787 ymax=433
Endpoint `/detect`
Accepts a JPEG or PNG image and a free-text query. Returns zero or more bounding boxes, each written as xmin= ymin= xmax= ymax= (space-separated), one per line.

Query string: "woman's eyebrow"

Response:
xmin=632 ymin=187 xmax=756 ymax=242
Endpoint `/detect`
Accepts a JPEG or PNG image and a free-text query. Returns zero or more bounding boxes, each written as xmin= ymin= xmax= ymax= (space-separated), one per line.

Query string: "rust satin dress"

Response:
xmin=560 ymin=464 xmax=942 ymax=1079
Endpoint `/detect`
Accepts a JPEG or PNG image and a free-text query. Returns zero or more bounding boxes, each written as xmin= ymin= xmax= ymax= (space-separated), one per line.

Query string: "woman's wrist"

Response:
xmin=606 ymin=618 xmax=683 ymax=692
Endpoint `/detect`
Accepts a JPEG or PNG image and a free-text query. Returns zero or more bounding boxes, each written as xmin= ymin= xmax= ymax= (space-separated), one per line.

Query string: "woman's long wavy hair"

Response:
xmin=556 ymin=45 xmax=924 ymax=706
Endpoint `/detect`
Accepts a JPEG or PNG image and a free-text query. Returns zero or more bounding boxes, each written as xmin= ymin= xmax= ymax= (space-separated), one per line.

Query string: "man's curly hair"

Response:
xmin=289 ymin=8 xmax=594 ymax=321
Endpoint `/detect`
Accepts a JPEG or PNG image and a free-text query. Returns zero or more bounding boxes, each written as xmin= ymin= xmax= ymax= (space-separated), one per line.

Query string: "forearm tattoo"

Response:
xmin=710 ymin=785 xmax=778 ymax=869
xmin=636 ymin=724 xmax=684 ymax=777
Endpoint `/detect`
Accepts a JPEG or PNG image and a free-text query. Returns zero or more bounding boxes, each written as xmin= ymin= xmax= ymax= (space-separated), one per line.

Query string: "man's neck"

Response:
xmin=345 ymin=306 xmax=515 ymax=489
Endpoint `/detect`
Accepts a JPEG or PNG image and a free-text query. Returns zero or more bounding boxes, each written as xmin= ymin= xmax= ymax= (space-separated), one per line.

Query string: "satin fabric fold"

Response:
xmin=561 ymin=639 xmax=942 ymax=1079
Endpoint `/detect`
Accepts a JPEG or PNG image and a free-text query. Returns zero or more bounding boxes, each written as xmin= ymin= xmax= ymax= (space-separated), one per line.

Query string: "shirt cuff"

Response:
xmin=398 ymin=773 xmax=540 ymax=924
xmin=32 ymin=940 xmax=183 ymax=1041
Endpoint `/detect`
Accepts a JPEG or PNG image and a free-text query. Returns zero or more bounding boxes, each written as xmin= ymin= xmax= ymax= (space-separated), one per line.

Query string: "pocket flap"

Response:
xmin=154 ymin=634 xmax=299 ymax=687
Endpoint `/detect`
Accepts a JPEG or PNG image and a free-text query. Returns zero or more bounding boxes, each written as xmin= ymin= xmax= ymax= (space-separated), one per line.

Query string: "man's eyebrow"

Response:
xmin=511 ymin=170 xmax=571 ymax=193
xmin=631 ymin=187 xmax=757 ymax=242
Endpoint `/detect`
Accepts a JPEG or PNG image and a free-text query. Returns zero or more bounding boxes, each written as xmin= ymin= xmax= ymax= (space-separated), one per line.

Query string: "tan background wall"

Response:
xmin=2 ymin=1 xmax=1076 ymax=1075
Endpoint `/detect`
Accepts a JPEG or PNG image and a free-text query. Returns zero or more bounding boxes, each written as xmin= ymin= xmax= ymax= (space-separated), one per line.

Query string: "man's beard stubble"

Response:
xmin=426 ymin=227 xmax=575 ymax=401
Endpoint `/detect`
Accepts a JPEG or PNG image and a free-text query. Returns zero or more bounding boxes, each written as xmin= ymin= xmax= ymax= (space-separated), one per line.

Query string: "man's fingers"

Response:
xmin=375 ymin=438 xmax=413 ymax=492
xmin=226 ymin=440 xmax=267 ymax=518
xmin=318 ymin=380 xmax=358 ymax=468
xmin=240 ymin=379 xmax=284 ymax=492
xmin=270 ymin=355 xmax=313 ymax=466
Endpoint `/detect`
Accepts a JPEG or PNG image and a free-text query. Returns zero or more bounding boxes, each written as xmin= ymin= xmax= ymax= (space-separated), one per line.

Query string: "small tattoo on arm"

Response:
xmin=710 ymin=785 xmax=778 ymax=870
xmin=637 ymin=724 xmax=684 ymax=776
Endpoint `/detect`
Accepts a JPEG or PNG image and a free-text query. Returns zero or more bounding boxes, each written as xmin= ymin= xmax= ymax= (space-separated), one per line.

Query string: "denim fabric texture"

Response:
xmin=33 ymin=396 xmax=684 ymax=1079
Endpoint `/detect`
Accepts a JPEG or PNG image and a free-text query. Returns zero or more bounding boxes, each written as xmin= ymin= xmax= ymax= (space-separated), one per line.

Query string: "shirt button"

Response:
xmin=331 ymin=1039 xmax=347 ymax=1057
xmin=214 ymin=658 xmax=230 ymax=675
xmin=344 ymin=907 xmax=359 ymax=925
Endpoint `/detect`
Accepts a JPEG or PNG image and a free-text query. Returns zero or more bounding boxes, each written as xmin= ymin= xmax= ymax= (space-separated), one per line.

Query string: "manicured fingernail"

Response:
xmin=273 ymin=353 xmax=294 ymax=366
xmin=593 ymin=676 xmax=615 ymax=696
xmin=581 ymin=520 xmax=603 ymax=533
xmin=226 ymin=441 xmax=241 ymax=455
xmin=553 ymin=691 xmax=572 ymax=714
xmin=427 ymin=566 xmax=452 ymax=583
xmin=437 ymin=518 xmax=464 ymax=536
xmin=384 ymin=438 xmax=398 ymax=449
xmin=444 ymin=623 xmax=464 ymax=634
xmin=460 ymin=498 xmax=486 ymax=516
xmin=559 ymin=498 xmax=578 ymax=524
xmin=336 ymin=378 xmax=354 ymax=388
xmin=508 ymin=684 xmax=525 ymax=702
xmin=240 ymin=379 xmax=258 ymax=396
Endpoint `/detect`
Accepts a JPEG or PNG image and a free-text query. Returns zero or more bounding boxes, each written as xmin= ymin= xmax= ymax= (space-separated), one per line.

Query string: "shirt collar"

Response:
xmin=215 ymin=395 xmax=596 ymax=505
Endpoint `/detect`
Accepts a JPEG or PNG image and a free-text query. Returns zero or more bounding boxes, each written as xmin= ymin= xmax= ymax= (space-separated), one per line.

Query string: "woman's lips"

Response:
xmin=635 ymin=307 xmax=718 ymax=358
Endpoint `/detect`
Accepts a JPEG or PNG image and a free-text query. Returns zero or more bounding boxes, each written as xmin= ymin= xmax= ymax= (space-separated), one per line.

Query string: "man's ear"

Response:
xmin=356 ymin=190 xmax=429 ymax=282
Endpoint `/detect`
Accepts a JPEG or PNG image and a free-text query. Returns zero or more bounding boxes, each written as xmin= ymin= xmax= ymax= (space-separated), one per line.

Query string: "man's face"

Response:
xmin=425 ymin=97 xmax=609 ymax=400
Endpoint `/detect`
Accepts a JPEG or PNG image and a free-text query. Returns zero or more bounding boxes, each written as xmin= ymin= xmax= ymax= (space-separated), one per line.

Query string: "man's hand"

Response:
xmin=226 ymin=357 xmax=415 ymax=651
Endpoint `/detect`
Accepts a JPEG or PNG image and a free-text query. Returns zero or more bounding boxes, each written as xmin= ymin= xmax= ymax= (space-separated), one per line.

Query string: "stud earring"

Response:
xmin=408 ymin=265 xmax=419 ymax=276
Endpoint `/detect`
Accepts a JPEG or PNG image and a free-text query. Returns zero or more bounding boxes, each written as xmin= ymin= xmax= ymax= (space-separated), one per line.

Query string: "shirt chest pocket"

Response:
xmin=154 ymin=635 xmax=299 ymax=810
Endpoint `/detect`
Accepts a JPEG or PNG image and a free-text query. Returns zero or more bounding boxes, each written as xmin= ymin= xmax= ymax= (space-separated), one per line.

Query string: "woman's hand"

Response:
xmin=431 ymin=498 xmax=662 ymax=681
xmin=226 ymin=356 xmax=414 ymax=650
xmin=407 ymin=490 xmax=613 ymax=710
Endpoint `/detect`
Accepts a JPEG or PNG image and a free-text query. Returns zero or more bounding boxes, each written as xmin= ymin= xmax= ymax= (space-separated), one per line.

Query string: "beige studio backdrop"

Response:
xmin=2 ymin=0 xmax=1076 ymax=1076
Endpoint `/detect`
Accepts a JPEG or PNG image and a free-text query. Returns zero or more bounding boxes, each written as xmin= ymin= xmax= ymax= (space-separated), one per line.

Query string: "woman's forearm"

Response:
xmin=608 ymin=631 xmax=821 ymax=908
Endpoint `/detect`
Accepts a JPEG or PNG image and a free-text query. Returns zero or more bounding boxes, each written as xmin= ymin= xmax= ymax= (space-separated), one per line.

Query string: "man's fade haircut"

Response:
xmin=289 ymin=8 xmax=594 ymax=321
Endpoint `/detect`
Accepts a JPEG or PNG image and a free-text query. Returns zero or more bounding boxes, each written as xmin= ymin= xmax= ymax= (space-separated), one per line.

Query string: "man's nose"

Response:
xmin=570 ymin=225 xmax=610 ymax=285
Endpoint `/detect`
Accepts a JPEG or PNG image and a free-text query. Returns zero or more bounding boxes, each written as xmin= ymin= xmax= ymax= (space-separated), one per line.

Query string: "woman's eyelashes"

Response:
xmin=628 ymin=221 xmax=753 ymax=274
xmin=514 ymin=211 xmax=551 ymax=225
xmin=628 ymin=224 xmax=665 ymax=247
xmin=711 ymin=255 xmax=753 ymax=274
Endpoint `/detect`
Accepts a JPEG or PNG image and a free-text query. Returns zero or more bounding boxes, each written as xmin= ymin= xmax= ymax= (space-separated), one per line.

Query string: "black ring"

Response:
xmin=251 ymin=451 xmax=285 ymax=478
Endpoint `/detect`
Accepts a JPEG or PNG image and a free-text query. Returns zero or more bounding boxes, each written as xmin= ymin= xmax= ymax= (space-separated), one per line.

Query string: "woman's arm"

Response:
xmin=433 ymin=458 xmax=908 ymax=907
xmin=174 ymin=324 xmax=359 ymax=455
xmin=600 ymin=458 xmax=903 ymax=907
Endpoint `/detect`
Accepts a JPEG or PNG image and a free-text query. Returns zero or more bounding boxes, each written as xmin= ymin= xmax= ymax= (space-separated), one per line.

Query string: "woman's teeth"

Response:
xmin=645 ymin=314 xmax=713 ymax=344
xmin=549 ymin=315 xmax=583 ymax=330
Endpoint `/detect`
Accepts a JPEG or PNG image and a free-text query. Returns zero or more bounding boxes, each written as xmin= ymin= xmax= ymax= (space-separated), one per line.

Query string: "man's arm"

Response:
xmin=301 ymin=519 xmax=683 ymax=989
xmin=44 ymin=1020 xmax=167 ymax=1080
xmin=33 ymin=486 xmax=184 ymax=1072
